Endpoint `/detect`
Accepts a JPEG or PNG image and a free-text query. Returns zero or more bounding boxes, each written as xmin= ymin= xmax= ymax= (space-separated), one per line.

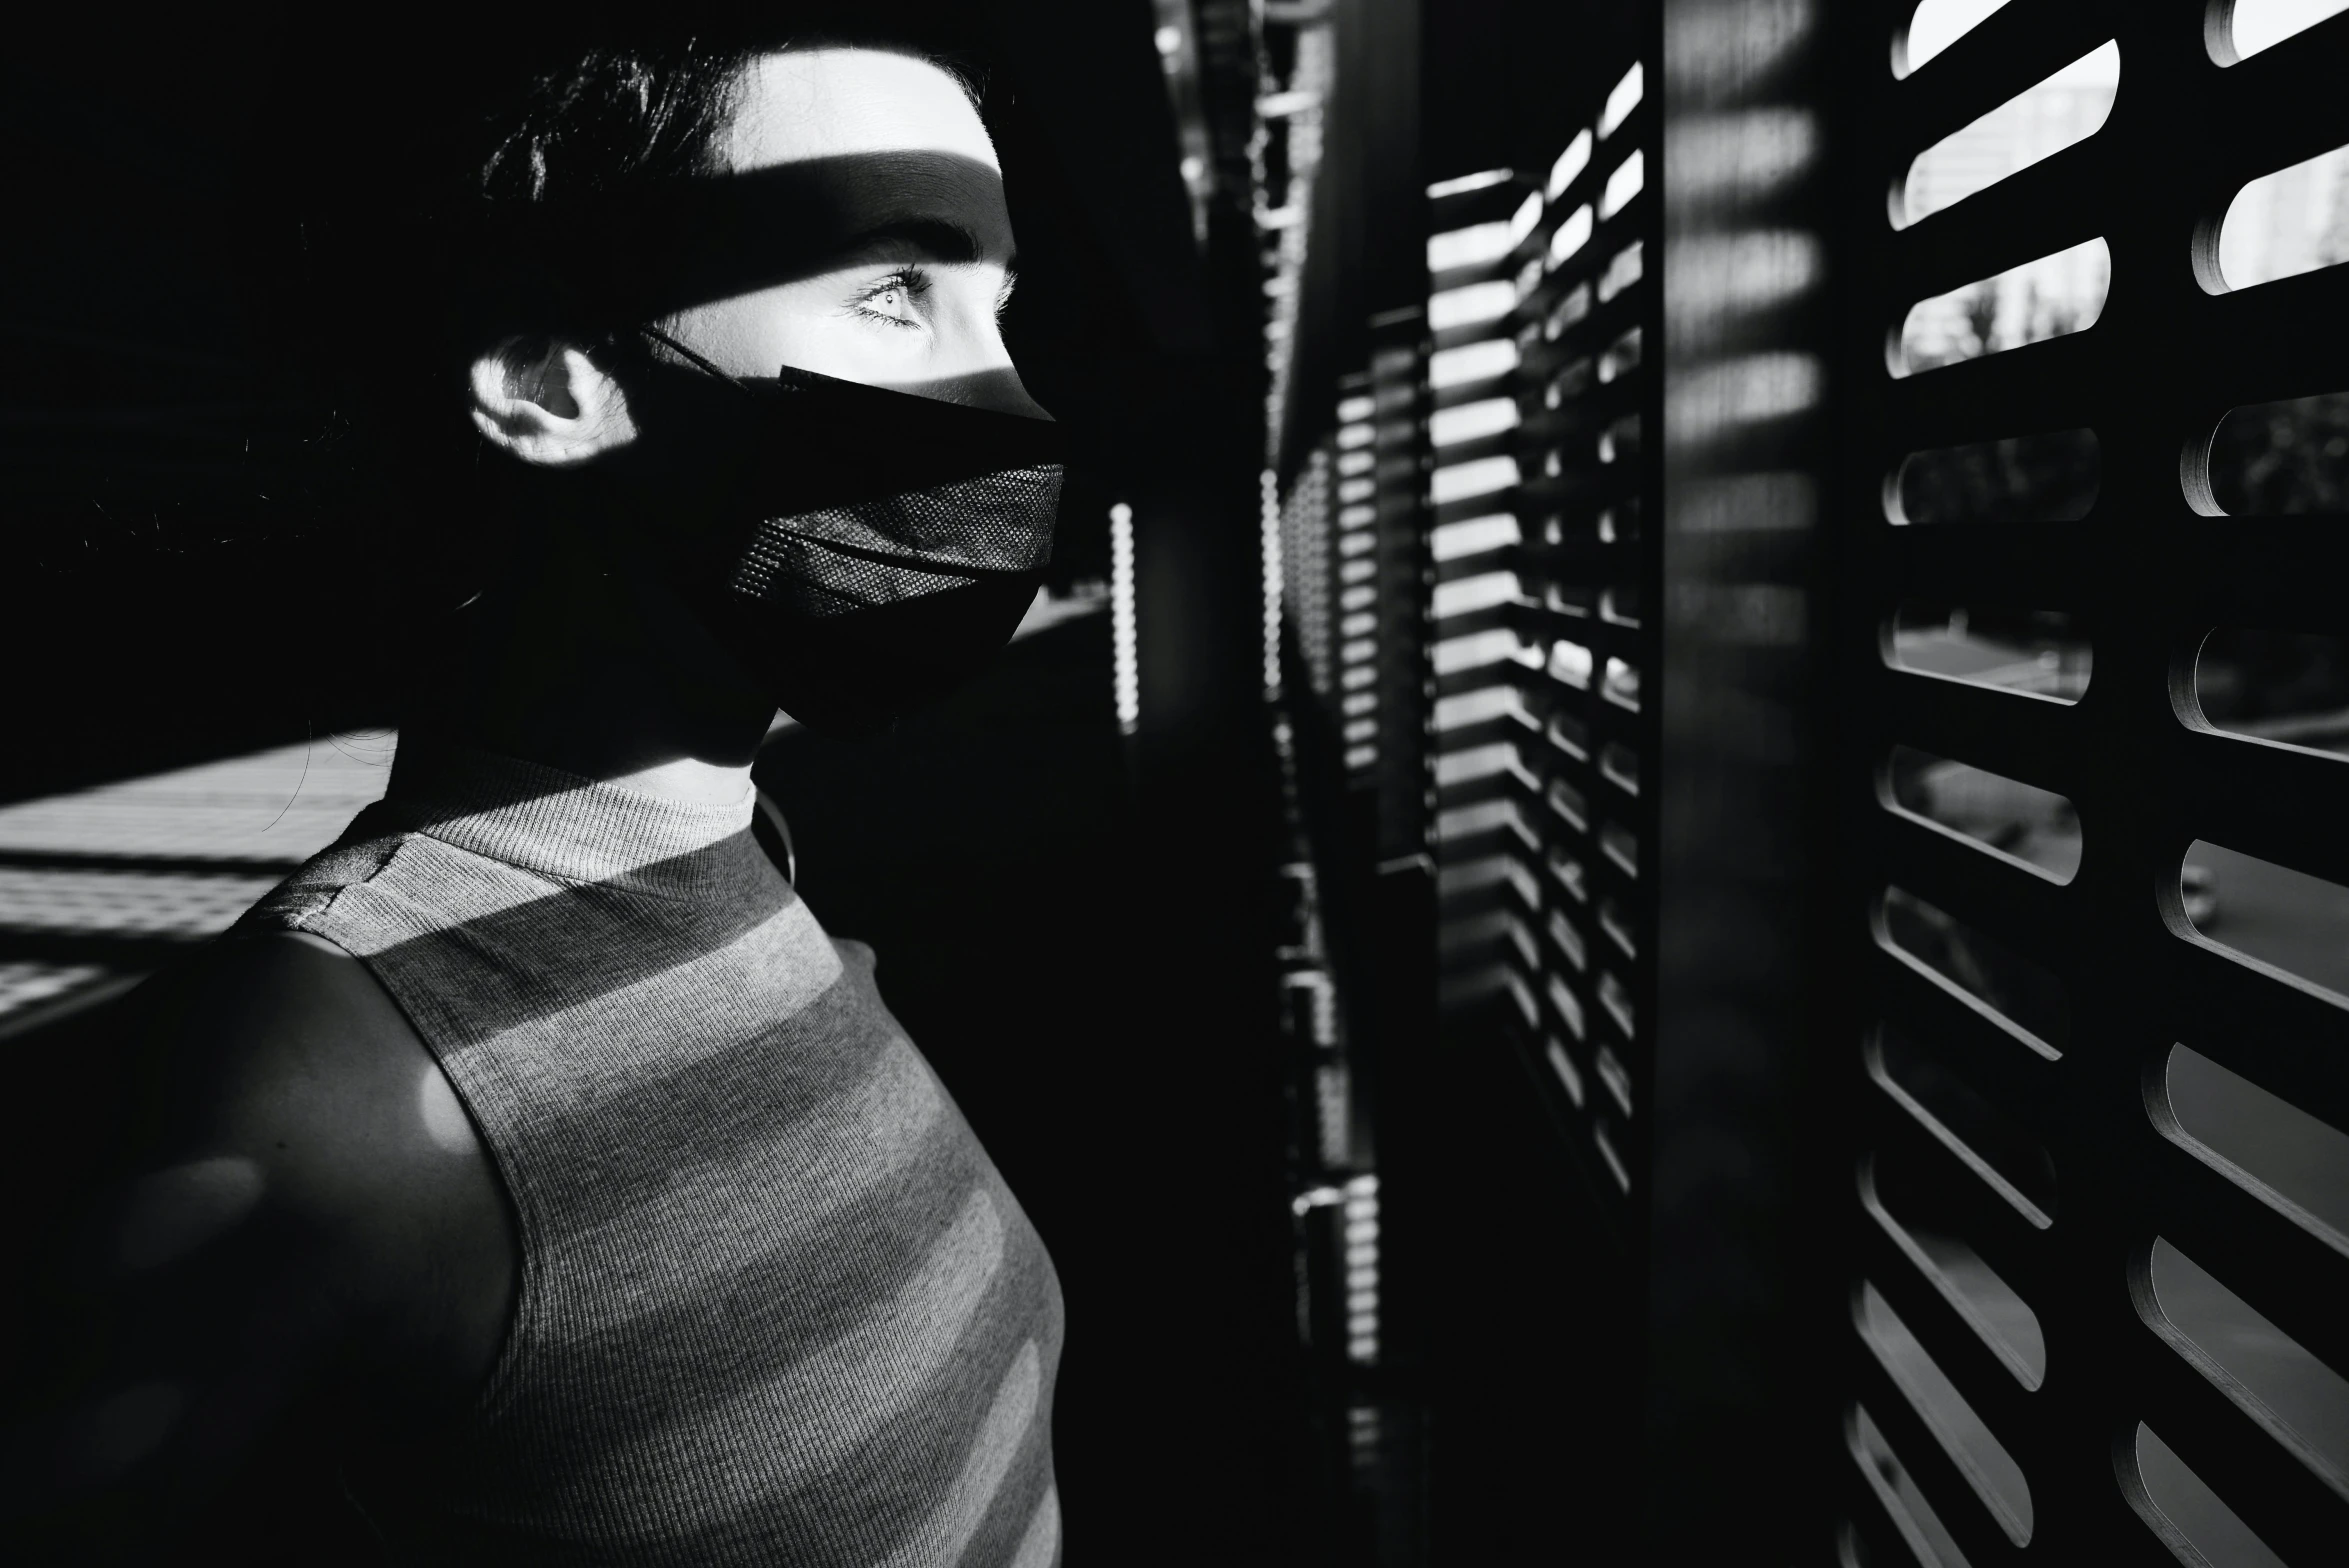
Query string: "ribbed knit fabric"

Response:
xmin=234 ymin=738 xmax=1063 ymax=1566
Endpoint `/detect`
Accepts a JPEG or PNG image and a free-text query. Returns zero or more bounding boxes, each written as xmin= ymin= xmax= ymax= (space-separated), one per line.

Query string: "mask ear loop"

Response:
xmin=632 ymin=324 xmax=783 ymax=396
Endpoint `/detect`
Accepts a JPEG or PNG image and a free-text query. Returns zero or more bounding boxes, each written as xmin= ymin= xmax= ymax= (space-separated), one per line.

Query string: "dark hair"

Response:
xmin=249 ymin=10 xmax=993 ymax=608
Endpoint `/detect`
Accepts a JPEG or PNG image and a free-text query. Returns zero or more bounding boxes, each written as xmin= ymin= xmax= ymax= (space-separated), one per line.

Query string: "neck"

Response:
xmin=406 ymin=522 xmax=777 ymax=810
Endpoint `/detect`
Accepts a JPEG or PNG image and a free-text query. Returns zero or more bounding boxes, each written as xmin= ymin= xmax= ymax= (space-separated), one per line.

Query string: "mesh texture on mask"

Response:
xmin=727 ymin=466 xmax=1062 ymax=617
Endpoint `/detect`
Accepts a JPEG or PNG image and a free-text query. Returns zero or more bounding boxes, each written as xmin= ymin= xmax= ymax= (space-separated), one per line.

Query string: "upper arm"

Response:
xmin=0 ymin=931 xmax=512 ymax=1557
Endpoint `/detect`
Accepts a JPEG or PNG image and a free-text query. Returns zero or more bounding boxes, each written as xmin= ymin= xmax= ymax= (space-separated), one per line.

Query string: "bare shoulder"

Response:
xmin=0 ymin=929 xmax=515 ymax=1546
xmin=125 ymin=928 xmax=519 ymax=1412
xmin=131 ymin=927 xmax=486 ymax=1198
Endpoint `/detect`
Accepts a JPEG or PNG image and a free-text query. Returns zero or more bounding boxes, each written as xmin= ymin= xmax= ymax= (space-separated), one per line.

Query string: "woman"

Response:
xmin=4 ymin=16 xmax=1066 ymax=1564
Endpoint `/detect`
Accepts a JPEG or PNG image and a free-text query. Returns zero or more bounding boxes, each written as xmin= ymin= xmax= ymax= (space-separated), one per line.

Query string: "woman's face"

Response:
xmin=657 ymin=48 xmax=1046 ymax=421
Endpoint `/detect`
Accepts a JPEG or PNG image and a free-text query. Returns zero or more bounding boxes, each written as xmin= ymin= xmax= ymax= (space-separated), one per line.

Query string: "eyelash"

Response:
xmin=850 ymin=267 xmax=1017 ymax=330
xmin=851 ymin=268 xmax=932 ymax=331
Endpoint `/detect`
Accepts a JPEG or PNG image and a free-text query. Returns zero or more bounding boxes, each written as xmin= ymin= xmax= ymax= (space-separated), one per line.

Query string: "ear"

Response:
xmin=468 ymin=336 xmax=638 ymax=466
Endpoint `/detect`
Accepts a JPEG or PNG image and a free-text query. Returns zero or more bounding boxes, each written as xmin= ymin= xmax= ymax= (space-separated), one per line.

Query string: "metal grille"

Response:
xmin=1425 ymin=48 xmax=1663 ymax=1224
xmin=1266 ymin=340 xmax=1432 ymax=1568
xmin=1249 ymin=1 xmax=1435 ymax=1556
xmin=1282 ymin=347 xmax=1431 ymax=800
xmin=1831 ymin=2 xmax=2349 ymax=1562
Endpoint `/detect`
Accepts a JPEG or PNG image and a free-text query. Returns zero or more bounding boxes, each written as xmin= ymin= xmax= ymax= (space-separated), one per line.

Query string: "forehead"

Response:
xmin=723 ymin=49 xmax=1000 ymax=176
xmin=580 ymin=48 xmax=1013 ymax=322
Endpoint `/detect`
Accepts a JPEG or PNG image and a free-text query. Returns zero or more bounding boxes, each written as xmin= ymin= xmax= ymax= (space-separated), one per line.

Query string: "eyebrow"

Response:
xmin=548 ymin=150 xmax=1024 ymax=323
xmin=836 ymin=218 xmax=1015 ymax=271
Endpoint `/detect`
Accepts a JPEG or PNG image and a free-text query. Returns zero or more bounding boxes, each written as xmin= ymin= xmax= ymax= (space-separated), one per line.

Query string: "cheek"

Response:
xmin=782 ymin=318 xmax=934 ymax=384
xmin=667 ymin=283 xmax=838 ymax=376
xmin=798 ymin=313 xmax=1042 ymax=409
xmin=723 ymin=286 xmax=939 ymax=383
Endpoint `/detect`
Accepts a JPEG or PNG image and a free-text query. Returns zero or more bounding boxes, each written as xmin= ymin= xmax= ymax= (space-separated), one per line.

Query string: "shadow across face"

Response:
xmin=474 ymin=150 xmax=1023 ymax=368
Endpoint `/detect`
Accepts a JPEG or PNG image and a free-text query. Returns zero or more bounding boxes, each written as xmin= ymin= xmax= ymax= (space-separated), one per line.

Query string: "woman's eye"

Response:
xmin=853 ymin=273 xmax=928 ymax=331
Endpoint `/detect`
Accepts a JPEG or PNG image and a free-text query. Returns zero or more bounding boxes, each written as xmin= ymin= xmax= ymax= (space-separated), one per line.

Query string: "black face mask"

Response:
xmin=604 ymin=326 xmax=1066 ymax=739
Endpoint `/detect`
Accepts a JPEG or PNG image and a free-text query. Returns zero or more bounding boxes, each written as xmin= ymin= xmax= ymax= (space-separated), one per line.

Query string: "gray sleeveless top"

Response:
xmin=236 ymin=740 xmax=1063 ymax=1566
